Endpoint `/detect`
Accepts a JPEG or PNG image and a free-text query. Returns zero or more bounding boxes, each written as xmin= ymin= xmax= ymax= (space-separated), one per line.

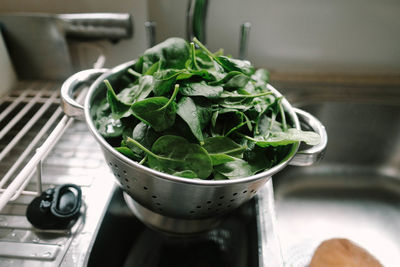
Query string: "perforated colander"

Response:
xmin=61 ymin=61 xmax=327 ymax=234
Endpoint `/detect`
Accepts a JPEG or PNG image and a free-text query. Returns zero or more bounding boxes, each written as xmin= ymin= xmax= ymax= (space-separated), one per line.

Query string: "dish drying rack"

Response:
xmin=0 ymin=81 xmax=84 ymax=211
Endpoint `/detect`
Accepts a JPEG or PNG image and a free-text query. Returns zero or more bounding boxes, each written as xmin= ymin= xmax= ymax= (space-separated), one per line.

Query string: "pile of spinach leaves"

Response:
xmin=93 ymin=37 xmax=320 ymax=180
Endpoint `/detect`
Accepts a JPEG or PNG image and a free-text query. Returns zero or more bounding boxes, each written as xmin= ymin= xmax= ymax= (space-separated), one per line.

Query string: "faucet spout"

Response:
xmin=186 ymin=0 xmax=209 ymax=44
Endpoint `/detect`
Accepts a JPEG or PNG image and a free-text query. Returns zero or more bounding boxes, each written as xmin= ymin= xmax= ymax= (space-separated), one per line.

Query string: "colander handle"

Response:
xmin=61 ymin=68 xmax=108 ymax=120
xmin=289 ymin=108 xmax=328 ymax=166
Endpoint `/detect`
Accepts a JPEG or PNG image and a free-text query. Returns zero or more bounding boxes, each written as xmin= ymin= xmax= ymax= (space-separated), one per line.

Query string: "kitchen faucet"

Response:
xmin=186 ymin=0 xmax=251 ymax=60
xmin=186 ymin=0 xmax=209 ymax=44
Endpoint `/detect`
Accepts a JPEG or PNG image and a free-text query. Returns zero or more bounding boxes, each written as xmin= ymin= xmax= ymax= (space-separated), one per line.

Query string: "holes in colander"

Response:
xmin=217 ymin=203 xmax=222 ymax=207
xmin=196 ymin=205 xmax=201 ymax=209
xmin=206 ymin=201 xmax=212 ymax=204
xmin=233 ymin=193 xmax=238 ymax=196
xmin=156 ymin=202 xmax=161 ymax=206
xmin=152 ymin=195 xmax=157 ymax=199
xmin=123 ymin=170 xmax=127 ymax=175
xmin=219 ymin=196 xmax=224 ymax=200
xmin=124 ymin=178 xmax=129 ymax=182
xmin=143 ymin=186 xmax=148 ymax=190
xmin=242 ymin=190 xmax=247 ymax=194
xmin=109 ymin=162 xmax=112 ymax=166
xmin=127 ymin=185 xmax=130 ymax=189
xmin=114 ymin=164 xmax=118 ymax=168
xmin=230 ymin=199 xmax=235 ymax=202
xmin=189 ymin=210 xmax=195 ymax=214
xmin=117 ymin=173 xmax=121 ymax=178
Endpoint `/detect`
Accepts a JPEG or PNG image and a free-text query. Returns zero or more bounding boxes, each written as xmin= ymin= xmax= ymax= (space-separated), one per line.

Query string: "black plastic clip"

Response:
xmin=26 ymin=184 xmax=82 ymax=230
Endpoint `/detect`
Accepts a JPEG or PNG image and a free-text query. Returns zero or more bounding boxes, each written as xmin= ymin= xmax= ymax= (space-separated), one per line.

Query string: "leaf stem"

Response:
xmin=127 ymin=68 xmax=142 ymax=78
xmin=208 ymin=146 xmax=247 ymax=156
xmin=278 ymin=98 xmax=288 ymax=131
xmin=225 ymin=121 xmax=247 ymax=136
xmin=189 ymin=42 xmax=200 ymax=70
xmin=139 ymin=155 xmax=147 ymax=165
xmin=193 ymin=37 xmax=224 ymax=66
xmin=126 ymin=137 xmax=159 ymax=159
xmin=160 ymin=84 xmax=180 ymax=110
xmin=221 ymin=91 xmax=273 ymax=99
xmin=104 ymin=79 xmax=116 ymax=95
xmin=236 ymin=133 xmax=257 ymax=142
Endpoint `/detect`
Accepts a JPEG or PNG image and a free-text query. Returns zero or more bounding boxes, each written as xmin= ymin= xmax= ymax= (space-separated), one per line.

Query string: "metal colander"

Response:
xmin=61 ymin=61 xmax=327 ymax=234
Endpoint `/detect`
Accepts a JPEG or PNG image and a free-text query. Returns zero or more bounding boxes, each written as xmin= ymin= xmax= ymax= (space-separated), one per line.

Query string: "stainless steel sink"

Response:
xmin=87 ymin=186 xmax=262 ymax=267
xmin=273 ymin=85 xmax=400 ymax=267
xmin=86 ymin=179 xmax=283 ymax=267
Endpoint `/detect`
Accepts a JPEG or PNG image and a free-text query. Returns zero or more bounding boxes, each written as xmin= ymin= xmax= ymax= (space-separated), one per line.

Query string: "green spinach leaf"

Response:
xmin=180 ymin=81 xmax=223 ymax=98
xmin=105 ymin=80 xmax=131 ymax=120
xmin=126 ymin=135 xmax=212 ymax=179
xmin=131 ymin=84 xmax=179 ymax=131
xmin=202 ymin=136 xmax=246 ymax=165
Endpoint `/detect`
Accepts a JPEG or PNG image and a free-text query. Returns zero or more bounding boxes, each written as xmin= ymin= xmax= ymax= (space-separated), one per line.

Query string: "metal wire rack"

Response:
xmin=0 ymin=81 xmax=78 ymax=210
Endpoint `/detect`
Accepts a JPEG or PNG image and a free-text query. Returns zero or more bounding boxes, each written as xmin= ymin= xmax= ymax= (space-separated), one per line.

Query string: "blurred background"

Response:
xmin=1 ymin=0 xmax=400 ymax=77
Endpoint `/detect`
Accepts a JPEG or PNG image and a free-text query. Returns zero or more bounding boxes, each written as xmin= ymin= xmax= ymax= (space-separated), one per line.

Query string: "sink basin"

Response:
xmin=273 ymin=87 xmax=400 ymax=267
xmin=87 ymin=187 xmax=262 ymax=267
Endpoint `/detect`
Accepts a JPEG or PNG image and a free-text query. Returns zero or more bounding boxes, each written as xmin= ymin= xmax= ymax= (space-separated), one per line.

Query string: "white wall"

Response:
xmin=2 ymin=0 xmax=400 ymax=74
xmin=149 ymin=0 xmax=400 ymax=74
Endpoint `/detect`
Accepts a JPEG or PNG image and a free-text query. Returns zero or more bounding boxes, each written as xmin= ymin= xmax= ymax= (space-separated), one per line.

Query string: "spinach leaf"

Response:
xmin=105 ymin=80 xmax=131 ymax=120
xmin=131 ymin=84 xmax=179 ymax=131
xmin=211 ymin=108 xmax=253 ymax=137
xmin=126 ymin=135 xmax=212 ymax=179
xmin=193 ymin=38 xmax=255 ymax=76
xmin=115 ymin=146 xmax=140 ymax=161
xmin=180 ymin=81 xmax=223 ymax=98
xmin=213 ymin=171 xmax=229 ymax=180
xmin=176 ymin=97 xmax=205 ymax=143
xmin=140 ymin=37 xmax=190 ymax=73
xmin=144 ymin=61 xmax=160 ymax=75
xmin=243 ymin=128 xmax=321 ymax=147
xmin=95 ymin=114 xmax=124 ymax=138
xmin=214 ymin=158 xmax=258 ymax=179
xmin=208 ymin=71 xmax=248 ymax=88
xmin=215 ymin=56 xmax=255 ymax=76
xmin=252 ymin=68 xmax=270 ymax=84
xmin=195 ymin=49 xmax=215 ymax=69
xmin=218 ymin=90 xmax=272 ymax=99
xmin=136 ymin=75 xmax=154 ymax=101
xmin=127 ymin=122 xmax=159 ymax=158
xmin=202 ymin=136 xmax=246 ymax=165
xmin=117 ymin=85 xmax=139 ymax=105
xmin=153 ymin=69 xmax=184 ymax=96
xmin=173 ymin=170 xmax=198 ymax=178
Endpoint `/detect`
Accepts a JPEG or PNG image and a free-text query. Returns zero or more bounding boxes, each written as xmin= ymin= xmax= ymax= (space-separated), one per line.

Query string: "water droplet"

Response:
xmin=106 ymin=124 xmax=115 ymax=134
xmin=32 ymin=238 xmax=40 ymax=243
xmin=10 ymin=232 xmax=16 ymax=237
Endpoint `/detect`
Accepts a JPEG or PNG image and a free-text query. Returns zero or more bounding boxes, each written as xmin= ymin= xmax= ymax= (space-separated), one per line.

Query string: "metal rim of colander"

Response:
xmin=84 ymin=60 xmax=301 ymax=186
